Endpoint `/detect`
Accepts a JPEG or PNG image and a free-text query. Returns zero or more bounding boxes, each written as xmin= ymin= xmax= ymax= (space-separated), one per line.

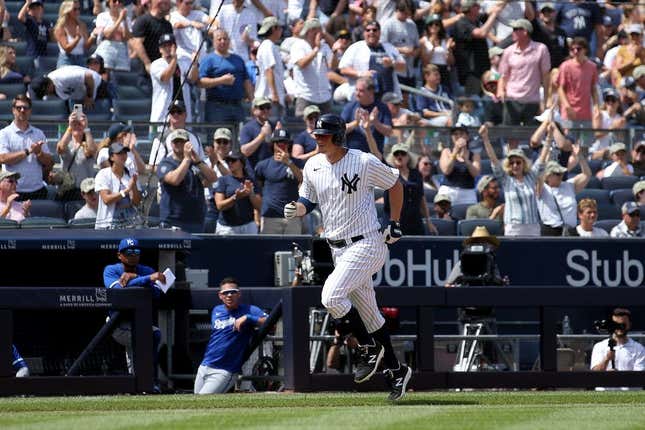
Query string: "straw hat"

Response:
xmin=463 ymin=226 xmax=500 ymax=248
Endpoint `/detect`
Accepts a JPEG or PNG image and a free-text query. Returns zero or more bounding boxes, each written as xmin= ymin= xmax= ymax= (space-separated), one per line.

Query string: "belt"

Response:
xmin=326 ymin=235 xmax=364 ymax=248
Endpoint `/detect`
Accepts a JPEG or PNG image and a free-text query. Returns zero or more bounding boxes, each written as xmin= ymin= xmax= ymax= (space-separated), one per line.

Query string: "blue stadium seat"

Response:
xmin=457 ymin=219 xmax=504 ymax=237
xmin=575 ymin=189 xmax=611 ymax=205
xmin=0 ymin=83 xmax=27 ymax=99
xmin=594 ymin=219 xmax=620 ymax=234
xmin=34 ymin=56 xmax=59 ymax=76
xmin=584 ymin=176 xmax=602 ymax=189
xmin=451 ymin=203 xmax=470 ymax=220
xmin=601 ymin=176 xmax=639 ymax=191
xmin=587 ymin=159 xmax=604 ymax=175
xmin=116 ymin=85 xmax=149 ymax=99
xmin=14 ymin=56 xmax=34 ymax=78
xmin=6 ymin=41 xmax=27 ymax=55
xmin=30 ymin=99 xmax=68 ymax=120
xmin=610 ymin=188 xmax=635 ymax=208
xmin=430 ymin=218 xmax=456 ymax=236
xmin=479 ymin=159 xmax=492 ymax=175
xmin=596 ymin=204 xmax=621 ymax=220
xmin=64 ymin=200 xmax=85 ymax=221
xmin=20 ymin=217 xmax=68 ymax=229
xmin=113 ymin=99 xmax=152 ymax=122
xmin=68 ymin=218 xmax=96 ymax=229
xmin=29 ymin=200 xmax=65 ymax=219
xmin=0 ymin=218 xmax=19 ymax=229
xmin=113 ymin=71 xmax=141 ymax=87
xmin=424 ymin=187 xmax=437 ymax=204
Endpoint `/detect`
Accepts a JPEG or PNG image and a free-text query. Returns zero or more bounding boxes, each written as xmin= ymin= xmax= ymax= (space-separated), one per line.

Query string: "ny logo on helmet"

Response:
xmin=341 ymin=173 xmax=360 ymax=194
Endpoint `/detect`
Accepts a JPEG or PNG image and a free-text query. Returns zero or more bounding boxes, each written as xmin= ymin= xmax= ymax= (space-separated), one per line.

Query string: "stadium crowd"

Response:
xmin=0 ymin=0 xmax=642 ymax=236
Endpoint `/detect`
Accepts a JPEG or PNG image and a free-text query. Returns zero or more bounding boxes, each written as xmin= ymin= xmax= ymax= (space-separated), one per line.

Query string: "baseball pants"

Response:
xmin=194 ymin=365 xmax=237 ymax=394
xmin=321 ymin=232 xmax=387 ymax=333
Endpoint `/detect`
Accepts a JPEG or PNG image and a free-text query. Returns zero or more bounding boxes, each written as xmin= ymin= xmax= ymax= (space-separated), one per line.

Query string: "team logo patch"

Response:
xmin=341 ymin=173 xmax=360 ymax=194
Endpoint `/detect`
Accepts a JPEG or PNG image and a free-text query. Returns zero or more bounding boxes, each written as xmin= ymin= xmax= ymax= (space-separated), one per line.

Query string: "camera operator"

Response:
xmin=445 ymin=226 xmax=504 ymax=288
xmin=591 ymin=308 xmax=645 ymax=372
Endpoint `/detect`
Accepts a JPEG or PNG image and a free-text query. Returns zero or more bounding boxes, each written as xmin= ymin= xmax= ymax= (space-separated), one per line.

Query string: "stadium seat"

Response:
xmin=601 ymin=176 xmax=638 ymax=191
xmin=30 ymin=99 xmax=68 ymax=120
xmin=575 ymin=189 xmax=611 ymax=205
xmin=594 ymin=219 xmax=620 ymax=234
xmin=68 ymin=218 xmax=96 ymax=229
xmin=457 ymin=219 xmax=504 ymax=237
xmin=432 ymin=174 xmax=444 ymax=186
xmin=0 ymin=83 xmax=27 ymax=99
xmin=113 ymin=99 xmax=152 ymax=122
xmin=479 ymin=159 xmax=492 ymax=175
xmin=20 ymin=217 xmax=68 ymax=229
xmin=610 ymin=188 xmax=635 ymax=208
xmin=6 ymin=41 xmax=27 ymax=55
xmin=584 ymin=176 xmax=602 ymax=189
xmin=34 ymin=56 xmax=59 ymax=76
xmin=14 ymin=56 xmax=34 ymax=78
xmin=587 ymin=159 xmax=604 ymax=175
xmin=117 ymin=85 xmax=149 ymax=99
xmin=596 ymin=204 xmax=621 ymax=220
xmin=0 ymin=218 xmax=19 ymax=229
xmin=424 ymin=187 xmax=437 ymax=204
xmin=451 ymin=203 xmax=470 ymax=220
xmin=64 ymin=200 xmax=85 ymax=221
xmin=113 ymin=71 xmax=141 ymax=87
xmin=430 ymin=218 xmax=456 ymax=235
xmin=29 ymin=200 xmax=65 ymax=219
xmin=46 ymin=42 xmax=60 ymax=57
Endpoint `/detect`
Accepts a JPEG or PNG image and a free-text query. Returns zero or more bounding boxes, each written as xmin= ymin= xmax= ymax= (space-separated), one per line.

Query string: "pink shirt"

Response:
xmin=557 ymin=58 xmax=598 ymax=121
xmin=499 ymin=40 xmax=551 ymax=103
xmin=0 ymin=200 xmax=25 ymax=222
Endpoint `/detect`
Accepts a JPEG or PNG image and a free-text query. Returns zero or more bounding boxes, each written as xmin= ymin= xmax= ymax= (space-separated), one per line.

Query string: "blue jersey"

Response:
xmin=254 ymin=157 xmax=304 ymax=218
xmin=103 ymin=262 xmax=159 ymax=318
xmin=201 ymin=303 xmax=268 ymax=373
xmin=293 ymin=130 xmax=317 ymax=155
xmin=239 ymin=119 xmax=275 ymax=167
xmin=12 ymin=344 xmax=27 ymax=371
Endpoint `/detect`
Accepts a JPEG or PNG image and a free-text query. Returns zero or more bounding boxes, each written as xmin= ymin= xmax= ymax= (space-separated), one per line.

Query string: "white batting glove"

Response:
xmin=383 ymin=221 xmax=402 ymax=244
xmin=284 ymin=201 xmax=298 ymax=219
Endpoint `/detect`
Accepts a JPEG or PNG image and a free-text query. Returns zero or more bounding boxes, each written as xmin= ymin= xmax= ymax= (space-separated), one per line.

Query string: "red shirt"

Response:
xmin=557 ymin=58 xmax=598 ymax=121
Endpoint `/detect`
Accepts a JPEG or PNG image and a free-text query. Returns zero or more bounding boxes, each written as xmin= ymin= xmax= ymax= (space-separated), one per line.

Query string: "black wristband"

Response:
xmin=24 ymin=148 xmax=29 ymax=157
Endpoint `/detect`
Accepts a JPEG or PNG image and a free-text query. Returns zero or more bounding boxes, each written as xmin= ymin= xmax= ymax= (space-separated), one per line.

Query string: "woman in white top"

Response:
xmin=537 ymin=144 xmax=591 ymax=236
xmin=574 ymin=198 xmax=609 ymax=237
xmin=94 ymin=142 xmax=141 ymax=229
xmin=590 ymin=89 xmax=626 ymax=160
xmin=54 ymin=0 xmax=95 ymax=67
xmin=419 ymin=14 xmax=455 ymax=89
xmin=94 ymin=0 xmax=132 ymax=71
xmin=96 ymin=122 xmax=146 ymax=175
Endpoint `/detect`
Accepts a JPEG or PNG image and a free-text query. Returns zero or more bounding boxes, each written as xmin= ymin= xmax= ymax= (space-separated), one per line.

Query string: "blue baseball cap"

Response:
xmin=118 ymin=237 xmax=139 ymax=253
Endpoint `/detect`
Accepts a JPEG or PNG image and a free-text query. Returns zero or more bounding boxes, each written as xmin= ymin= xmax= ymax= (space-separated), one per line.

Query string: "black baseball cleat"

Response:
xmin=384 ymin=364 xmax=412 ymax=401
xmin=354 ymin=341 xmax=384 ymax=383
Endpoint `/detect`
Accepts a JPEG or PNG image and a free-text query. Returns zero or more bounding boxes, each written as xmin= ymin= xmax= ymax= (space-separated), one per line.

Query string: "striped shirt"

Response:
xmin=300 ymin=149 xmax=399 ymax=240
xmin=492 ymin=160 xmax=545 ymax=225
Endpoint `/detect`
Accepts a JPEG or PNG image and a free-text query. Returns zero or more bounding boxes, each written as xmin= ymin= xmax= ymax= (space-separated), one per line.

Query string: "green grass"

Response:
xmin=1 ymin=391 xmax=645 ymax=429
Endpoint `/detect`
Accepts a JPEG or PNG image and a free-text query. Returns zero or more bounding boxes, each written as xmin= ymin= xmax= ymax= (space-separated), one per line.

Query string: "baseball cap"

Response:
xmin=167 ymin=128 xmax=190 ymax=142
xmin=626 ymin=24 xmax=642 ymax=35
xmin=488 ymin=46 xmax=504 ymax=58
xmin=253 ymin=96 xmax=271 ymax=107
xmin=633 ymin=65 xmax=645 ymax=80
xmin=299 ymin=18 xmax=321 ymax=37
xmin=213 ymin=128 xmax=232 ymax=141
xmin=258 ymin=16 xmax=279 ymax=36
xmin=0 ymin=170 xmax=20 ymax=181
xmin=336 ymin=29 xmax=351 ymax=39
xmin=158 ymin=33 xmax=175 ymax=46
xmin=425 ymin=14 xmax=442 ymax=25
xmin=603 ymin=88 xmax=619 ymax=100
xmin=87 ymin=53 xmax=104 ymax=68
xmin=540 ymin=2 xmax=555 ymax=12
xmin=476 ymin=175 xmax=495 ymax=195
xmin=118 ymin=237 xmax=140 ymax=253
xmin=450 ymin=124 xmax=469 ymax=134
xmin=544 ymin=160 xmax=567 ymax=176
xmin=602 ymin=15 xmax=614 ymax=27
xmin=434 ymin=193 xmax=452 ymax=204
xmin=108 ymin=142 xmax=129 ymax=155
xmin=27 ymin=0 xmax=43 ymax=8
xmin=460 ymin=0 xmax=478 ymax=12
xmin=303 ymin=105 xmax=321 ymax=119
xmin=381 ymin=92 xmax=402 ymax=104
xmin=271 ymin=128 xmax=291 ymax=142
xmin=511 ymin=19 xmax=533 ymax=34
xmin=622 ymin=201 xmax=640 ymax=215
xmin=226 ymin=150 xmax=245 ymax=161
xmin=80 ymin=177 xmax=95 ymax=193
xmin=168 ymin=99 xmax=186 ymax=113
xmin=609 ymin=142 xmax=627 ymax=155
xmin=632 ymin=180 xmax=645 ymax=197
xmin=108 ymin=122 xmax=133 ymax=141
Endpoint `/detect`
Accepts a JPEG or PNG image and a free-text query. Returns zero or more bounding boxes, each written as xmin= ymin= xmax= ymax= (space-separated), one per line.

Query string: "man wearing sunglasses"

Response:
xmin=103 ymin=237 xmax=166 ymax=392
xmin=195 ymin=277 xmax=267 ymax=394
xmin=610 ymin=202 xmax=644 ymax=238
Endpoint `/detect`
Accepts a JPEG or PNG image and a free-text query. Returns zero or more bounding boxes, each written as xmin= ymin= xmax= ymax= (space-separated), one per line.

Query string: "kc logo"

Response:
xmin=341 ymin=173 xmax=360 ymax=194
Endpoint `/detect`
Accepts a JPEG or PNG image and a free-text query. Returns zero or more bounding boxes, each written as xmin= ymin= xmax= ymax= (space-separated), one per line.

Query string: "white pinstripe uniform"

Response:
xmin=300 ymin=149 xmax=399 ymax=333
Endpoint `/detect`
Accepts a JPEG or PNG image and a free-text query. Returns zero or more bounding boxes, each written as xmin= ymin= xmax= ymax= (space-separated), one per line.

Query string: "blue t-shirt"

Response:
xmin=293 ymin=130 xmax=317 ymax=154
xmin=556 ymin=3 xmax=601 ymax=39
xmin=214 ymin=174 xmax=260 ymax=226
xmin=24 ymin=16 xmax=51 ymax=57
xmin=12 ymin=344 xmax=27 ymax=371
xmin=414 ymin=85 xmax=452 ymax=115
xmin=341 ymin=100 xmax=392 ymax=154
xmin=201 ymin=303 xmax=267 ymax=373
xmin=254 ymin=157 xmax=304 ymax=218
xmin=199 ymin=52 xmax=249 ymax=102
xmin=239 ymin=119 xmax=275 ymax=167
xmin=157 ymin=156 xmax=206 ymax=225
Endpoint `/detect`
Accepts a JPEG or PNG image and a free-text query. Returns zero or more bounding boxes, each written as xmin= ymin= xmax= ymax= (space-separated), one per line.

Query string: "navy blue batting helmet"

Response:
xmin=312 ymin=113 xmax=346 ymax=146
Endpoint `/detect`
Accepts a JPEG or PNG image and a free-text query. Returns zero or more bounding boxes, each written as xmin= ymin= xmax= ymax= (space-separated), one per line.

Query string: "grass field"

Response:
xmin=1 ymin=391 xmax=645 ymax=430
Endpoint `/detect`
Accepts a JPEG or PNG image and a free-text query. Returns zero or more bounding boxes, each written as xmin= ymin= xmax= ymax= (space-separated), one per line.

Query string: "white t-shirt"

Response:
xmin=148 ymin=129 xmax=205 ymax=167
xmin=95 ymin=10 xmax=132 ymax=43
xmin=590 ymin=337 xmax=645 ymax=390
xmin=537 ymin=179 xmax=577 ymax=227
xmin=338 ymin=40 xmax=404 ymax=97
xmin=74 ymin=204 xmax=98 ymax=220
xmin=94 ymin=167 xmax=138 ymax=229
xmin=170 ymin=10 xmax=208 ymax=60
xmin=290 ymin=38 xmax=332 ymax=103
xmin=47 ymin=66 xmax=102 ymax=101
xmin=96 ymin=147 xmax=139 ymax=174
xmin=215 ymin=3 xmax=257 ymax=62
xmin=149 ymin=56 xmax=194 ymax=123
xmin=602 ymin=162 xmax=634 ymax=177
xmin=576 ymin=225 xmax=609 ymax=237
xmin=299 ymin=149 xmax=399 ymax=239
xmin=590 ymin=110 xmax=622 ymax=153
xmin=255 ymin=39 xmax=286 ymax=106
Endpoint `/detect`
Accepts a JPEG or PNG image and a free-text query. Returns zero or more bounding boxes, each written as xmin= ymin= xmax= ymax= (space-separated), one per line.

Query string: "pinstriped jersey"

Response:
xmin=300 ymin=149 xmax=399 ymax=240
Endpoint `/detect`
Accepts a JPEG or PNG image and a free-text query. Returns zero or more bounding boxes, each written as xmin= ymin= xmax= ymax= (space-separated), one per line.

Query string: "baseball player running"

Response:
xmin=284 ymin=113 xmax=412 ymax=401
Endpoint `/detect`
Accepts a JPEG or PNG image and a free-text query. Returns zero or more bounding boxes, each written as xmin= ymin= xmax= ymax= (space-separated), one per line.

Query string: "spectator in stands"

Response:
xmin=438 ymin=125 xmax=481 ymax=205
xmin=453 ymin=0 xmax=500 ymax=96
xmin=198 ymin=28 xmax=253 ymax=124
xmin=328 ymin=29 xmax=350 ymax=90
xmin=255 ymin=129 xmax=304 ymax=234
xmin=590 ymin=89 xmax=626 ymax=160
xmin=157 ymin=128 xmax=215 ymax=233
xmin=17 ymin=0 xmax=52 ymax=68
xmin=292 ymin=105 xmax=320 ymax=161
xmin=213 ymin=0 xmax=257 ymax=63
xmin=203 ymin=128 xmax=232 ymax=232
xmin=384 ymin=143 xmax=436 ymax=235
xmin=94 ymin=142 xmax=142 ymax=229
xmin=610 ymin=202 xmax=643 ymax=238
xmin=481 ymin=48 xmax=503 ymax=126
xmin=604 ymin=30 xmax=628 ymax=82
xmin=97 ymin=122 xmax=146 ymax=174
xmin=417 ymin=155 xmax=439 ymax=191
xmin=0 ymin=171 xmax=30 ymax=221
xmin=634 ymin=66 xmax=645 ymax=100
xmin=497 ymin=19 xmax=550 ymax=126
xmin=466 ymin=175 xmax=503 ymax=221
xmin=420 ymin=14 xmax=455 ymax=89
xmin=556 ymin=0 xmax=601 ymax=44
xmin=150 ymin=33 xmax=197 ymax=124
xmin=170 ymin=0 xmax=212 ymax=62
xmin=598 ymin=143 xmax=634 ymax=179
xmin=482 ymin=0 xmax=535 ymax=45
xmin=455 ymin=97 xmax=481 ymax=127
xmin=557 ymin=37 xmax=599 ymax=132
xmin=32 ymin=65 xmax=102 ymax=110
xmin=433 ymin=193 xmax=452 ymax=220
xmin=131 ymin=0 xmax=172 ymax=91
xmin=55 ymin=111 xmax=97 ymax=201
xmin=104 ymin=237 xmax=165 ymax=392
xmin=74 ymin=177 xmax=98 ymax=220
xmin=54 ymin=0 xmax=95 ymax=68
xmin=214 ymin=151 xmax=262 ymax=235
xmin=531 ymin=2 xmax=568 ymax=69
xmin=0 ymin=95 xmax=53 ymax=200
xmin=382 ymin=92 xmax=422 ymax=147
xmin=255 ymin=16 xmax=287 ymax=121
xmin=290 ymin=18 xmax=334 ymax=117
xmin=572 ymin=198 xmax=608 ymax=237
xmin=591 ymin=308 xmax=645 ymax=372
xmin=341 ymin=76 xmax=393 ymax=155
xmin=194 ymin=277 xmax=267 ymax=395
xmin=632 ymin=142 xmax=645 ymax=177
xmin=94 ymin=0 xmax=133 ymax=72
xmin=0 ymin=46 xmax=23 ymax=85
xmin=12 ymin=344 xmax=29 ymax=377
xmin=336 ymin=20 xmax=405 ymax=102
xmin=380 ymin=0 xmax=419 ymax=95
xmin=617 ymin=77 xmax=644 ymax=126
xmin=481 ymin=124 xmax=549 ymax=236
xmin=415 ymin=64 xmax=453 ymax=127
xmin=613 ymin=25 xmax=644 ymax=85
xmin=537 ymin=149 xmax=591 ymax=236
xmin=634 ymin=180 xmax=645 ymax=206
xmin=240 ymin=97 xmax=275 ymax=168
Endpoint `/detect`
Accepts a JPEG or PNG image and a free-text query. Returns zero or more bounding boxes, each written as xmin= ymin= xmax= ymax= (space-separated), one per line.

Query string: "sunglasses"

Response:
xmin=225 ymin=158 xmax=240 ymax=163
xmin=122 ymin=248 xmax=141 ymax=256
xmin=257 ymin=105 xmax=271 ymax=111
xmin=215 ymin=139 xmax=230 ymax=145
xmin=219 ymin=289 xmax=240 ymax=296
xmin=13 ymin=105 xmax=30 ymax=111
xmin=393 ymin=151 xmax=408 ymax=157
xmin=605 ymin=98 xmax=617 ymax=103
xmin=73 ymin=6 xmax=81 ymax=11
